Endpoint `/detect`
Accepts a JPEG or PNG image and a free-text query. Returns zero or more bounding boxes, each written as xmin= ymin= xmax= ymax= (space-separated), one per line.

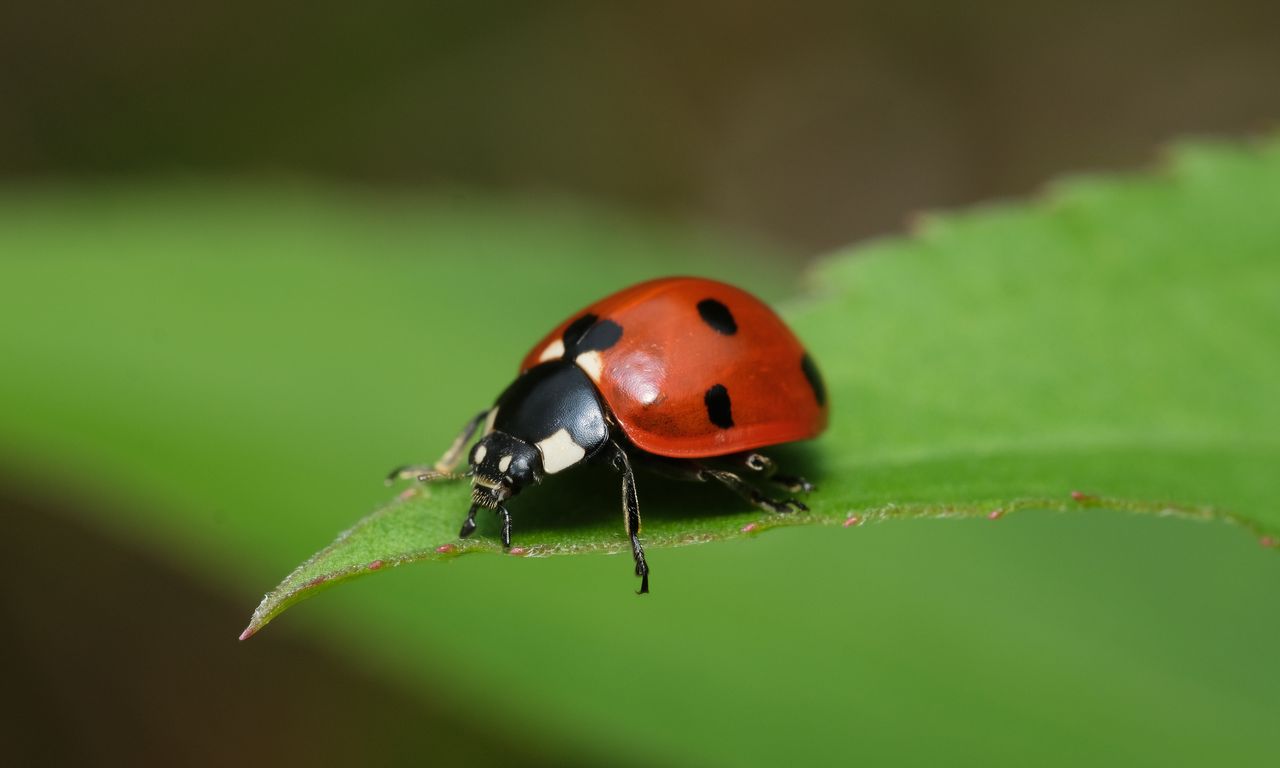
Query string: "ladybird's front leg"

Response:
xmin=384 ymin=409 xmax=490 ymax=485
xmin=461 ymin=502 xmax=512 ymax=548
xmin=458 ymin=502 xmax=481 ymax=539
xmin=497 ymin=504 xmax=513 ymax=549
xmin=608 ymin=441 xmax=650 ymax=594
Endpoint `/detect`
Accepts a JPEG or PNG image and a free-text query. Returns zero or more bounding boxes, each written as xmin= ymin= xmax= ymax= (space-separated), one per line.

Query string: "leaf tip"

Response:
xmin=238 ymin=625 xmax=257 ymax=642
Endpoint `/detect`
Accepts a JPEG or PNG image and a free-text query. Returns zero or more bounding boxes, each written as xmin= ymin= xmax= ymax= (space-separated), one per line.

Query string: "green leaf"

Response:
xmin=4 ymin=142 xmax=1280 ymax=767
xmin=242 ymin=138 xmax=1280 ymax=639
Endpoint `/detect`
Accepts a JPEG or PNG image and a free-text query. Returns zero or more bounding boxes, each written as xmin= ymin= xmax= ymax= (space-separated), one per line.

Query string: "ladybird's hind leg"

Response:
xmin=608 ymin=441 xmax=650 ymax=594
xmin=385 ymin=408 xmax=491 ymax=484
xmin=698 ymin=466 xmax=809 ymax=514
xmin=740 ymin=452 xmax=815 ymax=494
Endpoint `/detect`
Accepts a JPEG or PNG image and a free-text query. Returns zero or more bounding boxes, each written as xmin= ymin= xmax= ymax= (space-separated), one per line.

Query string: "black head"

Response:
xmin=468 ymin=431 xmax=543 ymax=508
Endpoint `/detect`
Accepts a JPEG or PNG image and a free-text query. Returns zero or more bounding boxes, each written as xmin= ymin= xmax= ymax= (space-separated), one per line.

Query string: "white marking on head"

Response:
xmin=576 ymin=350 xmax=604 ymax=383
xmin=538 ymin=338 xmax=566 ymax=363
xmin=536 ymin=428 xmax=586 ymax=474
xmin=473 ymin=444 xmax=487 ymax=463
xmin=484 ymin=408 xmax=498 ymax=435
xmin=498 ymin=455 xmax=512 ymax=473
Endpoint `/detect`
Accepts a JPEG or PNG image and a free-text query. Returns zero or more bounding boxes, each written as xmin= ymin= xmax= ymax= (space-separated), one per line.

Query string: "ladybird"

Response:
xmin=388 ymin=276 xmax=827 ymax=593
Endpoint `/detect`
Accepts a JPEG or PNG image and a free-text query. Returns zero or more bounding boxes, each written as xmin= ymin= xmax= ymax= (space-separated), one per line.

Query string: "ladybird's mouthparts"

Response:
xmin=471 ymin=476 xmax=510 ymax=508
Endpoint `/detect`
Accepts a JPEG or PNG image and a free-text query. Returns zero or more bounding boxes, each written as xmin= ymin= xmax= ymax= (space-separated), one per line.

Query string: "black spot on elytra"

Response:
xmin=578 ymin=318 xmax=623 ymax=352
xmin=562 ymin=314 xmax=623 ymax=355
xmin=696 ymin=298 xmax=737 ymax=335
xmin=801 ymin=353 xmax=826 ymax=406
xmin=704 ymin=384 xmax=734 ymax=428
xmin=563 ymin=314 xmax=598 ymax=348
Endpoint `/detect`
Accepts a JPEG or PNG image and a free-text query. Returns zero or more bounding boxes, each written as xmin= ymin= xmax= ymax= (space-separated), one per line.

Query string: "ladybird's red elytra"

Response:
xmin=520 ymin=277 xmax=828 ymax=457
xmin=388 ymin=276 xmax=827 ymax=594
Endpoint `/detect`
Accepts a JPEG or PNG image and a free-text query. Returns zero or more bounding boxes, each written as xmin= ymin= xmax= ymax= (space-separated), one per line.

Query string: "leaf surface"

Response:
xmin=242 ymin=139 xmax=1280 ymax=638
xmin=3 ymin=142 xmax=1280 ymax=767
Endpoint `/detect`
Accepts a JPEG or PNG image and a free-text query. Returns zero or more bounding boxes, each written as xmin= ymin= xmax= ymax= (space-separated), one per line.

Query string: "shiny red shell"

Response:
xmin=519 ymin=277 xmax=827 ymax=458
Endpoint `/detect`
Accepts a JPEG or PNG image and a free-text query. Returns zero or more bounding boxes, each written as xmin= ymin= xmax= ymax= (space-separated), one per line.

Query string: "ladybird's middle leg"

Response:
xmin=609 ymin=441 xmax=650 ymax=594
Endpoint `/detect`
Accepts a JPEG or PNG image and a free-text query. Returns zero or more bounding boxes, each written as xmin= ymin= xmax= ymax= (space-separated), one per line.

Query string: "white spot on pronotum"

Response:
xmin=473 ymin=444 xmax=487 ymax=463
xmin=536 ymin=428 xmax=586 ymax=474
xmin=498 ymin=455 xmax=512 ymax=473
xmin=538 ymin=338 xmax=565 ymax=363
xmin=484 ymin=408 xmax=498 ymax=435
xmin=576 ymin=350 xmax=604 ymax=382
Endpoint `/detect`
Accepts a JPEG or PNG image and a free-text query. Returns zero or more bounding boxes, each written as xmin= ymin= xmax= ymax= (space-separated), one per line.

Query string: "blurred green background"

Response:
xmin=2 ymin=2 xmax=1279 ymax=766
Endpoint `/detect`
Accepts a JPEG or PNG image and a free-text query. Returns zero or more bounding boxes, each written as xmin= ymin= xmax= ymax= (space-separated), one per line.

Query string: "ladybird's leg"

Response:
xmin=384 ymin=466 xmax=459 ymax=484
xmin=739 ymin=452 xmax=816 ymax=494
xmin=497 ymin=503 xmax=513 ymax=548
xmin=459 ymin=502 xmax=482 ymax=539
xmin=384 ymin=409 xmax=490 ymax=484
xmin=698 ymin=466 xmax=809 ymax=514
xmin=435 ymin=409 xmax=494 ymax=473
xmin=609 ymin=442 xmax=650 ymax=594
